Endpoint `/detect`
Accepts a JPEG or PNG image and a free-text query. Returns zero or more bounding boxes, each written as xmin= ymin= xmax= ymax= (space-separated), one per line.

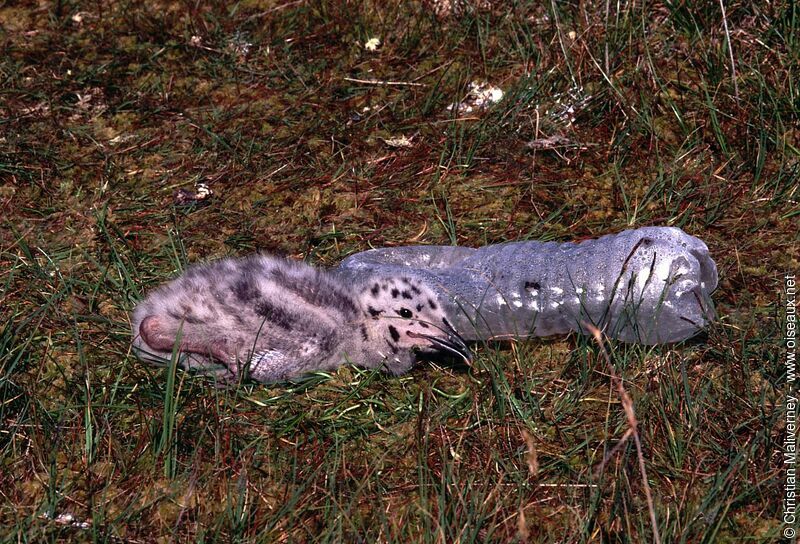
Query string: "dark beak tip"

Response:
xmin=448 ymin=340 xmax=472 ymax=363
xmin=449 ymin=337 xmax=471 ymax=361
xmin=422 ymin=333 xmax=471 ymax=362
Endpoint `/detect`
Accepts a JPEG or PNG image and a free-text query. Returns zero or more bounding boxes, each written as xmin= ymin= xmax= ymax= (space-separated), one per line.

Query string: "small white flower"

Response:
xmin=364 ymin=37 xmax=381 ymax=51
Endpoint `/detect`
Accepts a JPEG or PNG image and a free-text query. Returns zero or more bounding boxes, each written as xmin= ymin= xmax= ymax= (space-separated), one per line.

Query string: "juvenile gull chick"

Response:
xmin=131 ymin=255 xmax=470 ymax=383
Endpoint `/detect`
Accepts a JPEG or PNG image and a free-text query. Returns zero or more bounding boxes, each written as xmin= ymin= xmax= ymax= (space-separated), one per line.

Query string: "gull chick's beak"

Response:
xmin=409 ymin=331 xmax=472 ymax=363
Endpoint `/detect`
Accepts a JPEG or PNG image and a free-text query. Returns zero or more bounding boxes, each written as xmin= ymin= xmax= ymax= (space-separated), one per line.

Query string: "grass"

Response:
xmin=0 ymin=0 xmax=797 ymax=541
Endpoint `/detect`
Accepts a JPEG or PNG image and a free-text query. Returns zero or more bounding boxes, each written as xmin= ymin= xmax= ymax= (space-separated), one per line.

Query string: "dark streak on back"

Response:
xmin=254 ymin=299 xmax=295 ymax=330
xmin=232 ymin=276 xmax=260 ymax=302
xmin=271 ymin=268 xmax=359 ymax=317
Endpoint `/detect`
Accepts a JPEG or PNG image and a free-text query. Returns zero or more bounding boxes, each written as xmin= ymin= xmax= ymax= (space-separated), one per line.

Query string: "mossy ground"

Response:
xmin=1 ymin=1 xmax=798 ymax=542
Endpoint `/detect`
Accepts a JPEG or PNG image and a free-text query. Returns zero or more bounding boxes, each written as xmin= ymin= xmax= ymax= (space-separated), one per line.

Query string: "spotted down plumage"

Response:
xmin=131 ymin=255 xmax=469 ymax=383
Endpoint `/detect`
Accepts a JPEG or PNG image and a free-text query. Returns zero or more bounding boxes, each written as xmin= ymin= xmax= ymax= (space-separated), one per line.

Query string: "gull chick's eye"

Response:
xmin=398 ymin=308 xmax=413 ymax=318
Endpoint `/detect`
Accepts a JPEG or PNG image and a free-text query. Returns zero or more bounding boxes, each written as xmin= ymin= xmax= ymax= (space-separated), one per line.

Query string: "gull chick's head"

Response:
xmin=358 ymin=276 xmax=470 ymax=365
